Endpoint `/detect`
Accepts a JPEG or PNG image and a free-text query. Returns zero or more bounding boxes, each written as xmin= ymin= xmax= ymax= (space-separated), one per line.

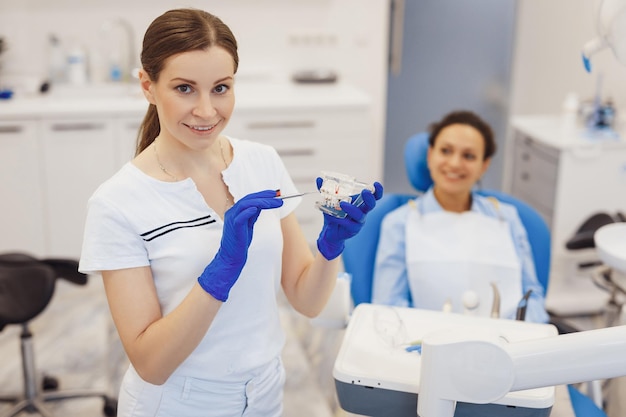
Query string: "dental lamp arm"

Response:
xmin=418 ymin=325 xmax=626 ymax=417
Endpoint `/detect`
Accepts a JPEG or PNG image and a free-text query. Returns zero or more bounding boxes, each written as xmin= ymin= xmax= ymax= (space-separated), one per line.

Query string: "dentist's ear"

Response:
xmin=139 ymin=69 xmax=156 ymax=105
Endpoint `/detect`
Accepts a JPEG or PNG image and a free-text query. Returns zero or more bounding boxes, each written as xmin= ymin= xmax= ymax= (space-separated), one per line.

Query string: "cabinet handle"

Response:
xmin=277 ymin=148 xmax=315 ymax=157
xmin=246 ymin=121 xmax=315 ymax=129
xmin=0 ymin=125 xmax=23 ymax=134
xmin=51 ymin=123 xmax=105 ymax=132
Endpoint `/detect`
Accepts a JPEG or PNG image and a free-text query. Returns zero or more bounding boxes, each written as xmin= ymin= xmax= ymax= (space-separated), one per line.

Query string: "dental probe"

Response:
xmin=276 ymin=191 xmax=318 ymax=200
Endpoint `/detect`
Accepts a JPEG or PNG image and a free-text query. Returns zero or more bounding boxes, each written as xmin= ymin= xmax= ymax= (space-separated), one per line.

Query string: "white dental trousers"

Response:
xmin=116 ymin=357 xmax=285 ymax=417
xmin=405 ymin=207 xmax=523 ymax=318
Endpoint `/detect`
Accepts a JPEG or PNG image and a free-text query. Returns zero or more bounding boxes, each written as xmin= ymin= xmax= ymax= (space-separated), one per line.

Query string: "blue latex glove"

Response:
xmin=316 ymin=179 xmax=383 ymax=260
xmin=198 ymin=190 xmax=283 ymax=301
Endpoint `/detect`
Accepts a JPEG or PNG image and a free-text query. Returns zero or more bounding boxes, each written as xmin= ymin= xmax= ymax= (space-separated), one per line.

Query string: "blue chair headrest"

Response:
xmin=404 ymin=132 xmax=433 ymax=193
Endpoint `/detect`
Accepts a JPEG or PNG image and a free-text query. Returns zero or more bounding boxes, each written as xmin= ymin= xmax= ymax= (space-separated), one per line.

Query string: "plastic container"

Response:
xmin=66 ymin=44 xmax=88 ymax=85
xmin=315 ymin=171 xmax=374 ymax=218
xmin=560 ymin=92 xmax=580 ymax=139
xmin=48 ymin=35 xmax=66 ymax=85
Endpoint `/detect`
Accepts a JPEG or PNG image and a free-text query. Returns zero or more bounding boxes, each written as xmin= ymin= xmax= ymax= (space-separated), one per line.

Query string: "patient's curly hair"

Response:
xmin=428 ymin=110 xmax=496 ymax=161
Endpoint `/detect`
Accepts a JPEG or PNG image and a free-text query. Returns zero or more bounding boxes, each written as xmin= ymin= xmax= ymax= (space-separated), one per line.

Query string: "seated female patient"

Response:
xmin=372 ymin=110 xmax=549 ymax=323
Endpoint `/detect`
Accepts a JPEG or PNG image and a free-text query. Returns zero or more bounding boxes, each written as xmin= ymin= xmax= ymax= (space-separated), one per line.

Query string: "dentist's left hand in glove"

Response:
xmin=317 ymin=180 xmax=384 ymax=260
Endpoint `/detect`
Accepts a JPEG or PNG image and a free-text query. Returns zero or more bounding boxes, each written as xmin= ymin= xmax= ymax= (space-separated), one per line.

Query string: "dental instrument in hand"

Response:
xmin=275 ymin=191 xmax=318 ymax=200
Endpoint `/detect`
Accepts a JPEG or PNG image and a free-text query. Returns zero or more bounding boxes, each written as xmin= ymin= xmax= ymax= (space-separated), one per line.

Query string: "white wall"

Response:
xmin=511 ymin=0 xmax=626 ymax=116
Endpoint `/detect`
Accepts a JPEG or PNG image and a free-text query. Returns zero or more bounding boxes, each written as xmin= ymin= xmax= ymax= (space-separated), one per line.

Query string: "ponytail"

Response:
xmin=136 ymin=104 xmax=160 ymax=155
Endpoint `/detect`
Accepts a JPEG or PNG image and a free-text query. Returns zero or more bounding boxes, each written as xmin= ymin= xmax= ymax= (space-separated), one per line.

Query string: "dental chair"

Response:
xmin=0 ymin=252 xmax=117 ymax=417
xmin=343 ymin=132 xmax=551 ymax=305
xmin=341 ymin=131 xmax=607 ymax=417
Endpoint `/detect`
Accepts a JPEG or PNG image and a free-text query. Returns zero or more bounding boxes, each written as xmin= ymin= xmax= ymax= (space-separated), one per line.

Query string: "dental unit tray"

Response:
xmin=333 ymin=304 xmax=556 ymax=417
xmin=315 ymin=171 xmax=374 ymax=218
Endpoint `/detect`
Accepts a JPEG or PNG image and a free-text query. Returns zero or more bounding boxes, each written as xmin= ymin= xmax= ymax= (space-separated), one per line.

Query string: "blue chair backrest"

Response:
xmin=343 ymin=131 xmax=551 ymax=305
xmin=343 ymin=193 xmax=416 ymax=306
xmin=567 ymin=385 xmax=608 ymax=417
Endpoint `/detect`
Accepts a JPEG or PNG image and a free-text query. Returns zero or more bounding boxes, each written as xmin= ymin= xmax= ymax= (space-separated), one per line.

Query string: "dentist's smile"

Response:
xmin=183 ymin=122 xmax=218 ymax=132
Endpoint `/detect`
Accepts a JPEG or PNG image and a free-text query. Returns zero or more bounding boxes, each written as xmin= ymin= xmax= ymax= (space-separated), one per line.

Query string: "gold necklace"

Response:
xmin=219 ymin=138 xmax=234 ymax=209
xmin=154 ymin=141 xmax=178 ymax=181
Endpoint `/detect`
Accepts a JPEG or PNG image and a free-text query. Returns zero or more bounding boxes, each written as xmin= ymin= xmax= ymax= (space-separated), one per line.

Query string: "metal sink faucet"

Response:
xmin=101 ymin=18 xmax=139 ymax=82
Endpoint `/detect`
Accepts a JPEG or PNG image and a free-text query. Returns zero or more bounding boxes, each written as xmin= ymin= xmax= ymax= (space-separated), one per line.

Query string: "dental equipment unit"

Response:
xmin=418 ymin=324 xmax=626 ymax=417
xmin=582 ymin=0 xmax=626 ymax=72
xmin=334 ymin=221 xmax=626 ymax=417
xmin=334 ymin=303 xmax=626 ymax=417
xmin=334 ymin=304 xmax=559 ymax=417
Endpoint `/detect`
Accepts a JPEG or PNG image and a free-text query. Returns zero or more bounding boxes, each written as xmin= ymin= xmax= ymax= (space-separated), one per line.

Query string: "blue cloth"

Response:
xmin=372 ymin=188 xmax=549 ymax=323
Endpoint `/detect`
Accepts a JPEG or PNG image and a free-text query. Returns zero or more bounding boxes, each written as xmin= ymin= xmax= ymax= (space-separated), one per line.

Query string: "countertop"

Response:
xmin=0 ymin=81 xmax=371 ymax=120
xmin=512 ymin=114 xmax=626 ymax=150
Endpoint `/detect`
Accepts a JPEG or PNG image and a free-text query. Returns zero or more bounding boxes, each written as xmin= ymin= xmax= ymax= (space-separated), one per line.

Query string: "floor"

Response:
xmin=0 ymin=278 xmax=336 ymax=417
xmin=0 ymin=275 xmax=623 ymax=417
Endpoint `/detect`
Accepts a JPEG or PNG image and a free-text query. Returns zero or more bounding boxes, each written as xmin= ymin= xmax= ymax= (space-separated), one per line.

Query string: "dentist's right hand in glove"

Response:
xmin=198 ymin=190 xmax=283 ymax=302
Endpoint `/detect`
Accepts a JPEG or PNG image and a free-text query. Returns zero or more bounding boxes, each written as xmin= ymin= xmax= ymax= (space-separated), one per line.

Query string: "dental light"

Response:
xmin=582 ymin=0 xmax=626 ymax=72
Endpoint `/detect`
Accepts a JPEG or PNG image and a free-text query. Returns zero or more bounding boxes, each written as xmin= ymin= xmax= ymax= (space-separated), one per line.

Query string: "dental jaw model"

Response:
xmin=315 ymin=171 xmax=374 ymax=218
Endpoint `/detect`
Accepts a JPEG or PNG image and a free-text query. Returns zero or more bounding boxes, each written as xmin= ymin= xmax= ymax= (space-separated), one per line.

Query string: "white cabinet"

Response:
xmin=510 ymin=131 xmax=560 ymax=227
xmin=509 ymin=115 xmax=626 ymax=313
xmin=510 ymin=116 xmax=626 ymax=258
xmin=0 ymin=115 xmax=142 ymax=258
xmin=40 ymin=118 xmax=119 ymax=257
xmin=0 ymin=120 xmax=46 ymax=255
xmin=113 ymin=116 xmax=142 ymax=165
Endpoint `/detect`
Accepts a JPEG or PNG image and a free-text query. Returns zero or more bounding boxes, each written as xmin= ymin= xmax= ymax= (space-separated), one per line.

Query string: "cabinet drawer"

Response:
xmin=41 ymin=118 xmax=118 ymax=257
xmin=0 ymin=121 xmax=46 ymax=254
xmin=515 ymin=132 xmax=559 ymax=161
xmin=511 ymin=133 xmax=559 ymax=215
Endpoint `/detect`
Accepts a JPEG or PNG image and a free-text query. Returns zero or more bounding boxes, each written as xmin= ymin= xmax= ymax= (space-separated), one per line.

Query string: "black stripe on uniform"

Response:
xmin=141 ymin=215 xmax=216 ymax=241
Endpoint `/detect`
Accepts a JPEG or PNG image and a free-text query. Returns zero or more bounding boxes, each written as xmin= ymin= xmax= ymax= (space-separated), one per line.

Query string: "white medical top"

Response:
xmin=79 ymin=137 xmax=299 ymax=381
